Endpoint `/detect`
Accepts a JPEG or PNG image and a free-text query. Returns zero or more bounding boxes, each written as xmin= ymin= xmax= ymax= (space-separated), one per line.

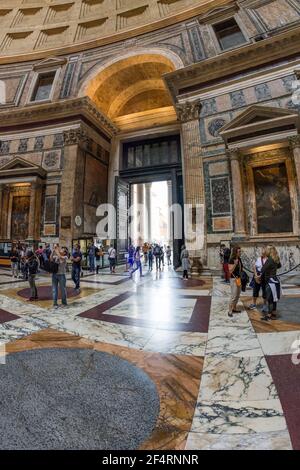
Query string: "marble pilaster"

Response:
xmin=176 ymin=100 xmax=207 ymax=265
xmin=227 ymin=149 xmax=247 ymax=238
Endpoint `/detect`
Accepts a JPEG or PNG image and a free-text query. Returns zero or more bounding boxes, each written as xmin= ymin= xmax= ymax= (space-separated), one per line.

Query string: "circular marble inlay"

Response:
xmin=0 ymin=348 xmax=160 ymax=450
xmin=17 ymin=286 xmax=78 ymax=301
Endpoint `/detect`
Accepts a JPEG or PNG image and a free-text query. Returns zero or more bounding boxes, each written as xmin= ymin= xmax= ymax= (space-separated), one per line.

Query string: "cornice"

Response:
xmin=0 ymin=97 xmax=119 ymax=138
xmin=164 ymin=26 xmax=300 ymax=100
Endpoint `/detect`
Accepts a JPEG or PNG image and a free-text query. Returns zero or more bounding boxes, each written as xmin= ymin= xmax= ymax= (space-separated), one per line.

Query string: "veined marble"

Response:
xmin=143 ymin=331 xmax=207 ymax=356
xmin=258 ymin=331 xmax=300 ymax=356
xmin=206 ymin=327 xmax=262 ymax=357
xmin=199 ymin=355 xmax=278 ymax=401
xmin=191 ymin=399 xmax=286 ymax=434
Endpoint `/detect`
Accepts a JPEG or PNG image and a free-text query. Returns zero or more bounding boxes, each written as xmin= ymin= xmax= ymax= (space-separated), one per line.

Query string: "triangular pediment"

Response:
xmin=220 ymin=105 xmax=299 ymax=133
xmin=33 ymin=56 xmax=67 ymax=71
xmin=198 ymin=3 xmax=237 ymax=22
xmin=0 ymin=157 xmax=40 ymax=171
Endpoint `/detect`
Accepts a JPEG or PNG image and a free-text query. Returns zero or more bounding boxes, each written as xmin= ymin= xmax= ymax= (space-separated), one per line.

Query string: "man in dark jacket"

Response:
xmin=26 ymin=251 xmax=39 ymax=301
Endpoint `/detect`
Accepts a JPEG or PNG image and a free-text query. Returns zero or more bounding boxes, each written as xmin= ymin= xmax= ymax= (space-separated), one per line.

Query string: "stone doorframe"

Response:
xmin=219 ymin=105 xmax=300 ymax=239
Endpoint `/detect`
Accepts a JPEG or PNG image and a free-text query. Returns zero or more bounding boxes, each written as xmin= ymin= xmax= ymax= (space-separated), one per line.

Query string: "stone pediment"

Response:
xmin=220 ymin=105 xmax=299 ymax=132
xmin=33 ymin=56 xmax=67 ymax=71
xmin=0 ymin=157 xmax=46 ymax=178
xmin=219 ymin=105 xmax=300 ymax=147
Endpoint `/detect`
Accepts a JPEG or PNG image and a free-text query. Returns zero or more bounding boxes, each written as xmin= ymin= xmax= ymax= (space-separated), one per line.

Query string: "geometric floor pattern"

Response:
xmin=0 ymin=265 xmax=299 ymax=449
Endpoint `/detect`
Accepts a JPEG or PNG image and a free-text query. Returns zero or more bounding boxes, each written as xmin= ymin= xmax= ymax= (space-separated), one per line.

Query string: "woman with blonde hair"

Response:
xmin=260 ymin=245 xmax=282 ymax=321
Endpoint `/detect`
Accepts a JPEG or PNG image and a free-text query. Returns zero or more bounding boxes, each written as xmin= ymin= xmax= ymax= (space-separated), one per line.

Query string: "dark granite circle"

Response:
xmin=0 ymin=348 xmax=160 ymax=450
xmin=17 ymin=286 xmax=78 ymax=301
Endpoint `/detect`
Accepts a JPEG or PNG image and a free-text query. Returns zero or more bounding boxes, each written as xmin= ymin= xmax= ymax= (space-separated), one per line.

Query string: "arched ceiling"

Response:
xmin=0 ymin=0 xmax=228 ymax=60
xmin=85 ymin=54 xmax=176 ymax=128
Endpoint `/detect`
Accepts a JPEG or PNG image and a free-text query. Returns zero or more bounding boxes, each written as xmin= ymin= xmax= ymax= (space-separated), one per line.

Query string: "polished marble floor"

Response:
xmin=0 ymin=265 xmax=299 ymax=450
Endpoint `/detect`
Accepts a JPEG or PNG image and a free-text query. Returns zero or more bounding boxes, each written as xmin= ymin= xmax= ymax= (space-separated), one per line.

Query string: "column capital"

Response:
xmin=289 ymin=134 xmax=300 ymax=150
xmin=176 ymin=99 xmax=202 ymax=123
xmin=226 ymin=147 xmax=241 ymax=161
xmin=63 ymin=128 xmax=90 ymax=146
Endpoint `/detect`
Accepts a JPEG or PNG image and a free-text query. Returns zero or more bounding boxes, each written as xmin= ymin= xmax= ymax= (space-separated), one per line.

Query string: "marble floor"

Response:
xmin=0 ymin=265 xmax=299 ymax=450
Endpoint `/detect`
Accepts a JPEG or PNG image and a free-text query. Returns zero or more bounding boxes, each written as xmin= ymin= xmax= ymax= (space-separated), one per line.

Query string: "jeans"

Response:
xmin=183 ymin=270 xmax=188 ymax=279
xmin=148 ymin=257 xmax=153 ymax=270
xmin=155 ymin=256 xmax=161 ymax=270
xmin=109 ymin=258 xmax=116 ymax=272
xmin=52 ymin=273 xmax=67 ymax=305
xmin=72 ymin=265 xmax=81 ymax=289
xmin=89 ymin=255 xmax=95 ymax=271
xmin=131 ymin=260 xmax=142 ymax=276
xmin=11 ymin=262 xmax=19 ymax=277
xmin=28 ymin=274 xmax=38 ymax=299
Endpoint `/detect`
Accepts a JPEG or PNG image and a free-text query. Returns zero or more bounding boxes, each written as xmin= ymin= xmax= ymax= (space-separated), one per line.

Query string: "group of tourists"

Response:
xmin=222 ymin=244 xmax=282 ymax=321
xmin=126 ymin=243 xmax=172 ymax=277
xmin=9 ymin=242 xmax=83 ymax=308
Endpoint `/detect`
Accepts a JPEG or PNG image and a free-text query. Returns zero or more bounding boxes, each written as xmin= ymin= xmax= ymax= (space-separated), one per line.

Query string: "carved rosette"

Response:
xmin=289 ymin=135 xmax=300 ymax=150
xmin=175 ymin=100 xmax=202 ymax=123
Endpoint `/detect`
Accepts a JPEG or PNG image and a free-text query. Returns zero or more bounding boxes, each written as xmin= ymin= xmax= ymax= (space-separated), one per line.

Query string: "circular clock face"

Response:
xmin=75 ymin=215 xmax=82 ymax=227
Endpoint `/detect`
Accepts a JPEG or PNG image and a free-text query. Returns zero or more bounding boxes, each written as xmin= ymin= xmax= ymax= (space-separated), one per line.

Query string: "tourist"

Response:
xmin=26 ymin=251 xmax=39 ymax=302
xmin=108 ymin=244 xmax=117 ymax=273
xmin=95 ymin=246 xmax=101 ymax=274
xmin=127 ymin=244 xmax=135 ymax=272
xmin=51 ymin=244 xmax=68 ymax=308
xmin=260 ymin=246 xmax=282 ymax=321
xmin=130 ymin=246 xmax=143 ymax=277
xmin=249 ymin=247 xmax=268 ymax=311
xmin=220 ymin=244 xmax=231 ymax=284
xmin=148 ymin=245 xmax=153 ymax=271
xmin=71 ymin=244 xmax=82 ymax=293
xmin=9 ymin=246 xmax=19 ymax=278
xmin=181 ymin=245 xmax=190 ymax=280
xmin=154 ymin=244 xmax=162 ymax=271
xmin=166 ymin=245 xmax=172 ymax=266
xmin=88 ymin=243 xmax=96 ymax=272
xmin=228 ymin=246 xmax=243 ymax=318
xmin=142 ymin=243 xmax=148 ymax=265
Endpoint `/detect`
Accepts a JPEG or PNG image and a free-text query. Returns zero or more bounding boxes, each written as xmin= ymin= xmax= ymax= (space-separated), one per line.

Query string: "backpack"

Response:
xmin=43 ymin=259 xmax=59 ymax=274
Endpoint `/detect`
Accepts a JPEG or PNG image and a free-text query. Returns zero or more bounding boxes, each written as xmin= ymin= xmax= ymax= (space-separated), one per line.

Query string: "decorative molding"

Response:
xmin=0 ymin=96 xmax=119 ymax=138
xmin=289 ymin=134 xmax=300 ymax=149
xmin=63 ymin=128 xmax=90 ymax=146
xmin=175 ymin=99 xmax=202 ymax=122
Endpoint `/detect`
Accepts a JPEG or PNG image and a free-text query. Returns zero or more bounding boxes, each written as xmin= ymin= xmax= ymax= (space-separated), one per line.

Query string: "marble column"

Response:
xmin=136 ymin=183 xmax=145 ymax=245
xmin=176 ymin=99 xmax=207 ymax=268
xmin=1 ymin=185 xmax=10 ymax=239
xmin=227 ymin=148 xmax=247 ymax=238
xmin=144 ymin=182 xmax=152 ymax=242
xmin=0 ymin=184 xmax=3 ymax=237
xmin=167 ymin=180 xmax=173 ymax=245
xmin=27 ymin=181 xmax=37 ymax=242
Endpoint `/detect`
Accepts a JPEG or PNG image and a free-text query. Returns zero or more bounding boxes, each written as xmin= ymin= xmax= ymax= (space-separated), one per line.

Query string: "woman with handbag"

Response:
xmin=249 ymin=247 xmax=268 ymax=312
xmin=228 ymin=246 xmax=243 ymax=318
xmin=260 ymin=246 xmax=282 ymax=321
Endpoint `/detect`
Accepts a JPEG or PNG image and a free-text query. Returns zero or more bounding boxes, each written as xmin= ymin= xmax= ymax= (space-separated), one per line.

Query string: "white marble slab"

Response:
xmin=191 ymin=399 xmax=286 ymax=434
xmin=186 ymin=430 xmax=292 ymax=450
xmin=199 ymin=355 xmax=278 ymax=401
xmin=206 ymin=327 xmax=262 ymax=357
xmin=258 ymin=331 xmax=300 ymax=356
xmin=143 ymin=331 xmax=207 ymax=356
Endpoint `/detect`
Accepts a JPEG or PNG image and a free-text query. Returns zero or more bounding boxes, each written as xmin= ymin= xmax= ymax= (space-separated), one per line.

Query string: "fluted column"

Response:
xmin=227 ymin=148 xmax=247 ymax=237
xmin=0 ymin=184 xmax=3 ymax=237
xmin=1 ymin=185 xmax=10 ymax=239
xmin=136 ymin=183 xmax=145 ymax=245
xmin=167 ymin=180 xmax=172 ymax=245
xmin=176 ymin=99 xmax=207 ymax=265
xmin=27 ymin=182 xmax=37 ymax=241
xmin=144 ymin=182 xmax=152 ymax=242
